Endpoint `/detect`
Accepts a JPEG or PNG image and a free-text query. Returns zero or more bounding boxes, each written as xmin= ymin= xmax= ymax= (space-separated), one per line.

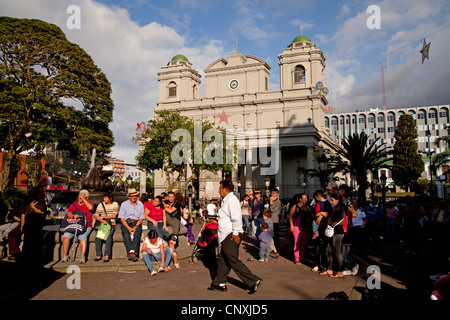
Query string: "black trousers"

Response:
xmin=212 ymin=233 xmax=261 ymax=289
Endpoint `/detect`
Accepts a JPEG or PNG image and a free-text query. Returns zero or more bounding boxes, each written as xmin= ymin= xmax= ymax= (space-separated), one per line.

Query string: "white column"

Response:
xmin=245 ymin=148 xmax=253 ymax=193
xmin=306 ymin=146 xmax=315 ymax=196
xmin=274 ymin=147 xmax=282 ymax=198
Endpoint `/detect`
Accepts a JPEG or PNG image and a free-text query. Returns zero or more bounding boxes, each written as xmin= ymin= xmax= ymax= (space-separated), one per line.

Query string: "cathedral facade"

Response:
xmin=152 ymin=34 xmax=336 ymax=200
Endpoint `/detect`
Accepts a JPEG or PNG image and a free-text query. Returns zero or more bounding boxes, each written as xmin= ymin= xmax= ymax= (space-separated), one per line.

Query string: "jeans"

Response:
xmin=142 ymin=248 xmax=173 ymax=271
xmin=121 ymin=224 xmax=142 ymax=255
xmin=254 ymin=217 xmax=264 ymax=237
xmin=95 ymin=225 xmax=115 ymax=257
xmin=242 ymin=215 xmax=251 ymax=235
xmin=259 ymin=247 xmax=271 ymax=260
xmin=342 ymin=243 xmax=356 ymax=271
xmin=326 ymin=234 xmax=344 ymax=272
xmin=147 ymin=220 xmax=169 ymax=239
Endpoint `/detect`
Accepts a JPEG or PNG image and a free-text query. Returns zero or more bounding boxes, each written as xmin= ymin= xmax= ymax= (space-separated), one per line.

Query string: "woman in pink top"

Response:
xmin=144 ymin=196 xmax=169 ymax=239
xmin=385 ymin=201 xmax=399 ymax=241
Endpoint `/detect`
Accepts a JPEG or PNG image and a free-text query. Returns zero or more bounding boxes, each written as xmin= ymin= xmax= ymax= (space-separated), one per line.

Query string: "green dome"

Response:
xmin=171 ymin=54 xmax=189 ymax=62
xmin=292 ymin=35 xmax=312 ymax=43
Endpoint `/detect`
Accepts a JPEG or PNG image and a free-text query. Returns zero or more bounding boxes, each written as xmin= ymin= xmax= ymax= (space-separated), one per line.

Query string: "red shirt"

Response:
xmin=68 ymin=201 xmax=94 ymax=227
xmin=145 ymin=202 xmax=164 ymax=222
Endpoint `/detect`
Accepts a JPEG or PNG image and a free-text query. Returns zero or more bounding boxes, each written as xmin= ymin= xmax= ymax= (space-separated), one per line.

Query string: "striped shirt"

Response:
xmin=95 ymin=201 xmax=119 ymax=226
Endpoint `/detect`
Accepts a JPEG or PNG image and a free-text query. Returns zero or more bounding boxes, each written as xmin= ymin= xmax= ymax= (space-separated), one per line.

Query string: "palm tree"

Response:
xmin=336 ymin=132 xmax=388 ymax=203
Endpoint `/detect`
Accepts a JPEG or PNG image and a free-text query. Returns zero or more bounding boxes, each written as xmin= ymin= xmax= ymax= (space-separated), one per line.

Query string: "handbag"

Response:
xmin=60 ymin=203 xmax=87 ymax=235
xmin=95 ymin=222 xmax=111 ymax=241
xmin=325 ymin=218 xmax=344 ymax=238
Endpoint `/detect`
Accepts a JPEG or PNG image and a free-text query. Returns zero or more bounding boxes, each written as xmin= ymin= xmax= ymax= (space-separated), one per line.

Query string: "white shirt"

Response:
xmin=143 ymin=237 xmax=163 ymax=255
xmin=206 ymin=203 xmax=217 ymax=216
xmin=352 ymin=208 xmax=366 ymax=227
xmin=217 ymin=192 xmax=243 ymax=243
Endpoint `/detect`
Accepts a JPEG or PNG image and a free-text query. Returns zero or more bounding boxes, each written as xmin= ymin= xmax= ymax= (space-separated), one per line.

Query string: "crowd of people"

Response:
xmin=1 ymin=181 xmax=449 ymax=299
xmin=238 ymin=181 xmax=450 ymax=288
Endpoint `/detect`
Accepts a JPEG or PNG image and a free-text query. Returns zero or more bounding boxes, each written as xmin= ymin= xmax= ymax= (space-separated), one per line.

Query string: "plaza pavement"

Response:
xmin=2 ymin=221 xmax=428 ymax=303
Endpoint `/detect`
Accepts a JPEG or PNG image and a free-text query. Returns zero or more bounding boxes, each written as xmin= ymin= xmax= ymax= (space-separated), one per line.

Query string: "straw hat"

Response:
xmin=127 ymin=188 xmax=139 ymax=197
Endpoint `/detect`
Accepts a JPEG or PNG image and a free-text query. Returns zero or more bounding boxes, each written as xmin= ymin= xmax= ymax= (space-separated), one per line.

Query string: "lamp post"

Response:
xmin=187 ymin=184 xmax=193 ymax=214
xmin=380 ymin=173 xmax=387 ymax=214
xmin=265 ymin=176 xmax=271 ymax=198
xmin=126 ymin=175 xmax=133 ymax=193
xmin=426 ymin=130 xmax=434 ymax=196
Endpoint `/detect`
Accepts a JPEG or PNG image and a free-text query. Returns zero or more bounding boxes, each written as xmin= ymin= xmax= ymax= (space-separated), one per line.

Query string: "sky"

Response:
xmin=1 ymin=0 xmax=450 ymax=164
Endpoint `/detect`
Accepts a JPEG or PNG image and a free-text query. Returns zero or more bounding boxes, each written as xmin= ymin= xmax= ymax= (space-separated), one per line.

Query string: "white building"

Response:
xmin=325 ymin=106 xmax=450 ymax=189
xmin=151 ymin=34 xmax=337 ymax=200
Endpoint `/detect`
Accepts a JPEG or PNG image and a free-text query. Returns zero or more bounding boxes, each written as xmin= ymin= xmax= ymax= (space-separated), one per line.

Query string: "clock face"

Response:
xmin=229 ymin=79 xmax=239 ymax=90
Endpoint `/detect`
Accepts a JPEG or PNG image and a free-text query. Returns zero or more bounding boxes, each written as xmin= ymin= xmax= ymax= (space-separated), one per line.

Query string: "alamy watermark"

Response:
xmin=171 ymin=121 xmax=280 ymax=175
xmin=66 ymin=265 xmax=81 ymax=289
xmin=366 ymin=5 xmax=381 ymax=30
xmin=66 ymin=5 xmax=81 ymax=30
xmin=366 ymin=265 xmax=381 ymax=289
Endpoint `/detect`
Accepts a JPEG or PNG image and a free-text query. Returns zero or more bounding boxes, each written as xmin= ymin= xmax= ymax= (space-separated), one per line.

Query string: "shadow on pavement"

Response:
xmin=0 ymin=260 xmax=65 ymax=300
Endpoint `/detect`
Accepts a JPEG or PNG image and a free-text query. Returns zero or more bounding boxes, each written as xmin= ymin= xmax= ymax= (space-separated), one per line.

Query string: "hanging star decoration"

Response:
xmin=217 ymin=109 xmax=231 ymax=125
xmin=420 ymin=38 xmax=430 ymax=64
xmin=312 ymin=81 xmax=329 ymax=97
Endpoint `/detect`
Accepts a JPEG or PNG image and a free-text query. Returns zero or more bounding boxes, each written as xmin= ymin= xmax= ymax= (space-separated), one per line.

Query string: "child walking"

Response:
xmin=262 ymin=209 xmax=279 ymax=258
xmin=258 ymin=222 xmax=271 ymax=262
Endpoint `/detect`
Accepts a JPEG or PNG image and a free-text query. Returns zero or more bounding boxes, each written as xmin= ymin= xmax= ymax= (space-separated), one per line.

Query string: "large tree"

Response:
xmin=391 ymin=114 xmax=424 ymax=192
xmin=0 ymin=17 xmax=114 ymax=192
xmin=336 ymin=132 xmax=388 ymax=203
xmin=134 ymin=110 xmax=235 ymax=193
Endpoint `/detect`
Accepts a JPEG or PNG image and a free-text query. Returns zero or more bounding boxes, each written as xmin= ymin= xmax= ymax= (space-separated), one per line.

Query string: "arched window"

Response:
xmin=168 ymin=81 xmax=177 ymax=97
xmin=294 ymin=65 xmax=305 ymax=83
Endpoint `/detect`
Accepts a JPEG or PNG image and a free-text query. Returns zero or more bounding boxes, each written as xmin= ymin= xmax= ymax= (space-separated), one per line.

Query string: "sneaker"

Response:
xmin=259 ymin=258 xmax=265 ymax=262
xmin=352 ymin=263 xmax=360 ymax=276
xmin=79 ymin=255 xmax=86 ymax=264
xmin=342 ymin=270 xmax=352 ymax=276
xmin=150 ymin=270 xmax=158 ymax=276
xmin=157 ymin=267 xmax=165 ymax=273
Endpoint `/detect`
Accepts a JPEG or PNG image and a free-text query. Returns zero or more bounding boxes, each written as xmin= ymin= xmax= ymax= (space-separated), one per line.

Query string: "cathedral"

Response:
xmin=151 ymin=34 xmax=337 ymax=200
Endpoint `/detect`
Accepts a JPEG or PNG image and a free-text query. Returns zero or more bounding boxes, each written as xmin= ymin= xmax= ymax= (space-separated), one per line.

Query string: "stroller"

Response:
xmin=190 ymin=216 xmax=219 ymax=263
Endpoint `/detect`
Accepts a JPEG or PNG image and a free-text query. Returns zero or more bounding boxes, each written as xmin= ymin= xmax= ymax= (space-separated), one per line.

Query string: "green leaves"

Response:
xmin=0 ymin=17 xmax=114 ymax=191
xmin=392 ymin=114 xmax=424 ymax=191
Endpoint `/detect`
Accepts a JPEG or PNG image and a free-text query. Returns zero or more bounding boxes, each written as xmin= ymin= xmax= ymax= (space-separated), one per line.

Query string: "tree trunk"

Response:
xmin=0 ymin=149 xmax=15 ymax=192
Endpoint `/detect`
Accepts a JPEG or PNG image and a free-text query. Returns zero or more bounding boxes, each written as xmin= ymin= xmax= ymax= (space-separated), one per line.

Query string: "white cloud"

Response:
xmin=0 ymin=0 xmax=225 ymax=163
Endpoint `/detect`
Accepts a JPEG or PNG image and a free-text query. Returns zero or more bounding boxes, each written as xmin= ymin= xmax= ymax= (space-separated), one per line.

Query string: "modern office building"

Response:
xmin=325 ymin=105 xmax=450 ymax=189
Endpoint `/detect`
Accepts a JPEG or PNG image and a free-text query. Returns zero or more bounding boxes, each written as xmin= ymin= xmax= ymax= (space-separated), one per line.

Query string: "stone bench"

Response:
xmin=36 ymin=221 xmax=188 ymax=262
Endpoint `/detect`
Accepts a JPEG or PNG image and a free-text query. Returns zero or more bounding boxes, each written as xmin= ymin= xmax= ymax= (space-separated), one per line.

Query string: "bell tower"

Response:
xmin=278 ymin=35 xmax=326 ymax=93
xmin=157 ymin=54 xmax=201 ymax=104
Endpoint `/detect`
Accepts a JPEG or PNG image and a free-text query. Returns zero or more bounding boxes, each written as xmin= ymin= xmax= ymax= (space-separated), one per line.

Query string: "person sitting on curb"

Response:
xmin=142 ymin=230 xmax=173 ymax=276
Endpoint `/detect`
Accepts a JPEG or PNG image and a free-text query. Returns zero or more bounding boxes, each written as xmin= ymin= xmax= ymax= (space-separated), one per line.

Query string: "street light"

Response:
xmin=380 ymin=173 xmax=387 ymax=214
xmin=265 ymin=176 xmax=271 ymax=198
xmin=187 ymin=184 xmax=193 ymax=214
xmin=426 ymin=130 xmax=435 ymax=195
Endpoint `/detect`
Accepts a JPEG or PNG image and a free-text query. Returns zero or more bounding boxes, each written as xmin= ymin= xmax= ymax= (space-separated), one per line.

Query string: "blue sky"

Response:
xmin=1 ymin=0 xmax=450 ymax=164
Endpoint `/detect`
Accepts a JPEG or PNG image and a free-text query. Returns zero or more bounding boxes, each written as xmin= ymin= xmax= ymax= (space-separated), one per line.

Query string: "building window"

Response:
xmin=387 ymin=115 xmax=394 ymax=121
xmin=168 ymin=81 xmax=177 ymax=97
xmin=388 ymin=127 xmax=395 ymax=133
xmin=439 ymin=111 xmax=448 ymax=118
xmin=359 ymin=117 xmax=366 ymax=124
xmin=368 ymin=116 xmax=374 ymax=123
xmin=378 ymin=127 xmax=385 ymax=133
xmin=377 ymin=115 xmax=384 ymax=122
xmin=418 ymin=113 xmax=425 ymax=119
xmin=428 ymin=112 xmax=436 ymax=119
xmin=293 ymin=65 xmax=306 ymax=83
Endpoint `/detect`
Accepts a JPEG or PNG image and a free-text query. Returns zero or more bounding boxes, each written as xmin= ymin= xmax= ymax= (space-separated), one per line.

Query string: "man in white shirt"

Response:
xmin=207 ymin=179 xmax=262 ymax=294
xmin=206 ymin=200 xmax=217 ymax=217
